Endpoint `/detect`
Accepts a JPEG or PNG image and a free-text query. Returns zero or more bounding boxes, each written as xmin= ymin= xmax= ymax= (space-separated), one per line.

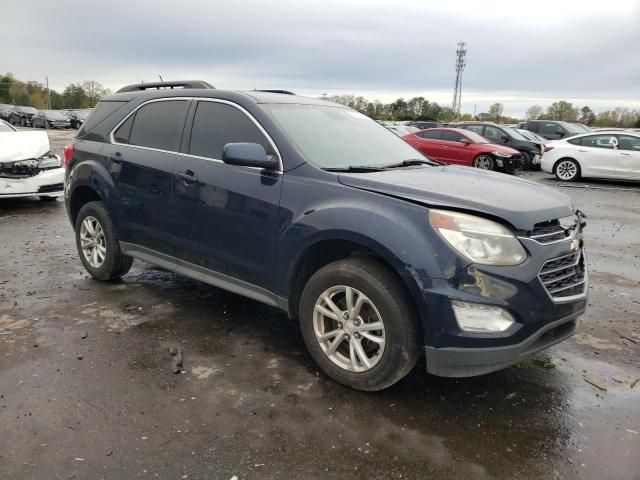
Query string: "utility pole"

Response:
xmin=45 ymin=76 xmax=51 ymax=110
xmin=451 ymin=42 xmax=467 ymax=117
xmin=322 ymin=93 xmax=327 ymax=100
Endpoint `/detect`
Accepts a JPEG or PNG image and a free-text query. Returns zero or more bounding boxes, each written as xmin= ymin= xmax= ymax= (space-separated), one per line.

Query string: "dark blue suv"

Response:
xmin=64 ymin=81 xmax=587 ymax=391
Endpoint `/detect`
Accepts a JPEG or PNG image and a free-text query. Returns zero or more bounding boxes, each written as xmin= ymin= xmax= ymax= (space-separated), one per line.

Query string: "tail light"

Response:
xmin=63 ymin=144 xmax=73 ymax=168
xmin=543 ymin=146 xmax=555 ymax=153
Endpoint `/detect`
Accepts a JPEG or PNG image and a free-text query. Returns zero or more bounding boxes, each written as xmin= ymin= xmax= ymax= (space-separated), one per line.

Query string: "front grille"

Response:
xmin=38 ymin=183 xmax=63 ymax=193
xmin=530 ymin=220 xmax=570 ymax=243
xmin=539 ymin=250 xmax=586 ymax=300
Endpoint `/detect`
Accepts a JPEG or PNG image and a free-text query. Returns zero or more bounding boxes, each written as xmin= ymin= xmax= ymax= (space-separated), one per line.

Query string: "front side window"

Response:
xmin=541 ymin=122 xmax=564 ymax=135
xmin=618 ymin=135 xmax=640 ymax=151
xmin=117 ymin=100 xmax=189 ymax=152
xmin=581 ymin=134 xmax=617 ymax=149
xmin=484 ymin=126 xmax=504 ymax=141
xmin=188 ymin=101 xmax=271 ymax=160
xmin=441 ymin=130 xmax=465 ymax=142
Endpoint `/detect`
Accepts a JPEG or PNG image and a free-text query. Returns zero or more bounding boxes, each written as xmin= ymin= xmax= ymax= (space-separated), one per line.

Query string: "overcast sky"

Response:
xmin=3 ymin=0 xmax=639 ymax=116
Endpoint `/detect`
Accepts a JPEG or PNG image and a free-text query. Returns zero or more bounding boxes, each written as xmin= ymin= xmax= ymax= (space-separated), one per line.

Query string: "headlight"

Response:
xmin=493 ymin=151 xmax=512 ymax=158
xmin=429 ymin=209 xmax=526 ymax=265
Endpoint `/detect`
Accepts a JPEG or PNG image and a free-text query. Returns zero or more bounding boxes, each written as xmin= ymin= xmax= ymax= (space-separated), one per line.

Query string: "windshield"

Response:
xmin=561 ymin=122 xmax=585 ymax=134
xmin=264 ymin=104 xmax=429 ymax=168
xmin=44 ymin=110 xmax=67 ymax=120
xmin=0 ymin=121 xmax=15 ymax=132
xmin=506 ymin=128 xmax=529 ymax=141
xmin=460 ymin=130 xmax=489 ymax=144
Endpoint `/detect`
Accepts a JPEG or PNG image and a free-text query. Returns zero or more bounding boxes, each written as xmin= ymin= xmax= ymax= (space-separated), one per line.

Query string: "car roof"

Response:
xmin=103 ymin=86 xmax=341 ymax=107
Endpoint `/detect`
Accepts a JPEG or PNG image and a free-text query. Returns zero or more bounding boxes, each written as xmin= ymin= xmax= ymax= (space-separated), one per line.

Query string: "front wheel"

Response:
xmin=473 ymin=154 xmax=495 ymax=170
xmin=75 ymin=201 xmax=133 ymax=281
xmin=554 ymin=159 xmax=580 ymax=182
xmin=299 ymin=258 xmax=421 ymax=391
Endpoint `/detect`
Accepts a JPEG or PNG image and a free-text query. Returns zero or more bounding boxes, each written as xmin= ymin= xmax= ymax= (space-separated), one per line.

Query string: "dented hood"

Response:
xmin=0 ymin=131 xmax=51 ymax=163
xmin=338 ymin=165 xmax=573 ymax=231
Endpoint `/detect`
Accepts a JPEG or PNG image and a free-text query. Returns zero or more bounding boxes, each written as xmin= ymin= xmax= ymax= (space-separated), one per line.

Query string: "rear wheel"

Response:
xmin=520 ymin=151 xmax=532 ymax=170
xmin=75 ymin=201 xmax=133 ymax=281
xmin=473 ymin=154 xmax=495 ymax=170
xmin=299 ymin=257 xmax=421 ymax=391
xmin=554 ymin=159 xmax=580 ymax=181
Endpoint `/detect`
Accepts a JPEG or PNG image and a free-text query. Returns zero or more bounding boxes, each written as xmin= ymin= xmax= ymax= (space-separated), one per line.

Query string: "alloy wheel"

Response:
xmin=79 ymin=216 xmax=107 ymax=268
xmin=556 ymin=160 xmax=578 ymax=180
xmin=473 ymin=155 xmax=492 ymax=169
xmin=313 ymin=285 xmax=386 ymax=372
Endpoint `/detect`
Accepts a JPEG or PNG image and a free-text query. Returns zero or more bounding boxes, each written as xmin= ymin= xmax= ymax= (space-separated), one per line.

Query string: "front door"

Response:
xmin=577 ymin=134 xmax=623 ymax=178
xmin=171 ymin=100 xmax=283 ymax=291
xmin=617 ymin=135 xmax=640 ymax=179
xmin=106 ymin=98 xmax=191 ymax=257
xmin=438 ymin=130 xmax=471 ymax=165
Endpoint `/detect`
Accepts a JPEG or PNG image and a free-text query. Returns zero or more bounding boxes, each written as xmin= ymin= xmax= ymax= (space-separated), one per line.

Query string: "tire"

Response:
xmin=75 ymin=201 xmax=133 ymax=281
xmin=520 ymin=151 xmax=532 ymax=170
xmin=472 ymin=154 xmax=495 ymax=170
xmin=554 ymin=158 xmax=580 ymax=182
xmin=299 ymin=257 xmax=421 ymax=391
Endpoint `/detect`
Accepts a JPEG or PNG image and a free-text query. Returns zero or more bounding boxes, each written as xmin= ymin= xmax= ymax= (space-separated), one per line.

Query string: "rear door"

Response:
xmin=106 ymin=98 xmax=190 ymax=257
xmin=413 ymin=130 xmax=444 ymax=160
xmin=171 ymin=99 xmax=283 ymax=291
xmin=616 ymin=135 xmax=640 ymax=179
xmin=438 ymin=130 xmax=471 ymax=165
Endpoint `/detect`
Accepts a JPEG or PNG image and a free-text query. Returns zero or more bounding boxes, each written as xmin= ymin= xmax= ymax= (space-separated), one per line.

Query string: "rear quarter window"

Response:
xmin=125 ymin=100 xmax=190 ymax=152
xmin=80 ymin=101 xmax=128 ymax=134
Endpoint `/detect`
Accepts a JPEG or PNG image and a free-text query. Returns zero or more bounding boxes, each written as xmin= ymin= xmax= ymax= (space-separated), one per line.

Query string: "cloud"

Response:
xmin=2 ymin=0 xmax=639 ymax=116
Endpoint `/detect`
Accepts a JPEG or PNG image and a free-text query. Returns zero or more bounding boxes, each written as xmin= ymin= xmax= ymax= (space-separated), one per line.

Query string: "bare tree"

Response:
xmin=82 ymin=80 xmax=111 ymax=107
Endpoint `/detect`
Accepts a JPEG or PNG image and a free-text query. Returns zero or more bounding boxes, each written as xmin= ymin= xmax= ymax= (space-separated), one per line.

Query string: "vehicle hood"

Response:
xmin=482 ymin=143 xmax=520 ymax=155
xmin=338 ymin=165 xmax=573 ymax=231
xmin=0 ymin=131 xmax=51 ymax=162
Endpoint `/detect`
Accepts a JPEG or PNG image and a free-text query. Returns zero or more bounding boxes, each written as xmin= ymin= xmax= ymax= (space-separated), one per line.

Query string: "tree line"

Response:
xmin=326 ymin=95 xmax=640 ymax=128
xmin=0 ymin=73 xmax=110 ymax=110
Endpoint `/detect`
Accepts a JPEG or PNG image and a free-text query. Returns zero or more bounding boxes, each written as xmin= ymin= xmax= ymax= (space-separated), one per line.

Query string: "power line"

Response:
xmin=452 ymin=41 xmax=467 ymax=117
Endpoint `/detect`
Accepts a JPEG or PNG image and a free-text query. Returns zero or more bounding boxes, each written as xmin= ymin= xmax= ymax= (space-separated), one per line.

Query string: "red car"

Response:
xmin=402 ymin=127 xmax=523 ymax=172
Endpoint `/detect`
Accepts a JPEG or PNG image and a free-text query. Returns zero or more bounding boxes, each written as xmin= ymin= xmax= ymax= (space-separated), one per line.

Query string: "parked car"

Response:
xmin=522 ymin=120 xmax=585 ymax=140
xmin=32 ymin=110 xmax=72 ymax=129
xmin=0 ymin=104 xmax=14 ymax=121
xmin=0 ymin=119 xmax=17 ymax=132
xmin=64 ymin=80 xmax=587 ymax=391
xmin=571 ymin=123 xmax=592 ymax=133
xmin=402 ymin=127 xmax=523 ymax=172
xmin=8 ymin=106 xmax=38 ymax=127
xmin=541 ymin=132 xmax=640 ymax=181
xmin=0 ymin=129 xmax=64 ymax=200
xmin=456 ymin=122 xmax=543 ymax=169
xmin=410 ymin=121 xmax=442 ymax=130
xmin=68 ymin=109 xmax=92 ymax=129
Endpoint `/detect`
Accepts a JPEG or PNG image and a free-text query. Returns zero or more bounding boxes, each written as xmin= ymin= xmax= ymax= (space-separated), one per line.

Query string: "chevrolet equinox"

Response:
xmin=64 ymin=81 xmax=588 ymax=391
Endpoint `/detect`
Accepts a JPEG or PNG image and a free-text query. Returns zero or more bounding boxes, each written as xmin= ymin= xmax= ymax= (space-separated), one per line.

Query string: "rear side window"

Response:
xmin=417 ymin=130 xmax=441 ymax=139
xmin=81 ymin=101 xmax=127 ymax=134
xmin=568 ymin=137 xmax=582 ymax=146
xmin=121 ymin=100 xmax=189 ymax=152
xmin=541 ymin=122 xmax=564 ymax=135
xmin=527 ymin=122 xmax=541 ymax=133
xmin=463 ymin=125 xmax=484 ymax=135
xmin=188 ymin=101 xmax=271 ymax=160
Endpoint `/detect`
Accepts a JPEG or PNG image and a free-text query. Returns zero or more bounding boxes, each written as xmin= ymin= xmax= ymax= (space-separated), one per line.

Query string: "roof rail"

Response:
xmin=254 ymin=89 xmax=295 ymax=95
xmin=116 ymin=80 xmax=215 ymax=93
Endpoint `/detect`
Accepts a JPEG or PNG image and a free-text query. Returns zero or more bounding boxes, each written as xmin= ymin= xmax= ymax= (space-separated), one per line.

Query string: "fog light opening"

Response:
xmin=452 ymin=301 xmax=515 ymax=333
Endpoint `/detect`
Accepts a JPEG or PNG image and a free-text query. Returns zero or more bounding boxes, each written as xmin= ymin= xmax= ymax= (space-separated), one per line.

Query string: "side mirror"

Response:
xmin=501 ymin=134 xmax=510 ymax=142
xmin=222 ymin=143 xmax=278 ymax=170
xmin=460 ymin=138 xmax=471 ymax=145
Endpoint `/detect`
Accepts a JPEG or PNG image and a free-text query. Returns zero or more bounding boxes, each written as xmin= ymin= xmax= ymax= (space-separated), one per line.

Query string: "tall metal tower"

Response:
xmin=451 ymin=41 xmax=467 ymax=117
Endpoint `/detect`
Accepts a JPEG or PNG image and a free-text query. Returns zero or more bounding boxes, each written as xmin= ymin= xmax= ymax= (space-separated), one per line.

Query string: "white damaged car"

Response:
xmin=0 ymin=125 xmax=64 ymax=200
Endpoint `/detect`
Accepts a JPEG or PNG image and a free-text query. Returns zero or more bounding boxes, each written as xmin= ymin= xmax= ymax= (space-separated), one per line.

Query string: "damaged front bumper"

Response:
xmin=0 ymin=156 xmax=64 ymax=198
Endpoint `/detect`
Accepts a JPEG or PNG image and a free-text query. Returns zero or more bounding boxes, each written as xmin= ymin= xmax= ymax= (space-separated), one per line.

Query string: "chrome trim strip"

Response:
xmin=108 ymin=96 xmax=283 ymax=173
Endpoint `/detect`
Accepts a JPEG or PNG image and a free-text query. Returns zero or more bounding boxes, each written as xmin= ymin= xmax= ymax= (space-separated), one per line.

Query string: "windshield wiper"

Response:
xmin=382 ymin=158 xmax=441 ymax=169
xmin=322 ymin=165 xmax=386 ymax=173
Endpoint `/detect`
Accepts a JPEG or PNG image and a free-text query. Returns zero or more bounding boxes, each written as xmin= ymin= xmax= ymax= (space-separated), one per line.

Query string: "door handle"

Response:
xmin=620 ymin=152 xmax=631 ymax=156
xmin=176 ymin=170 xmax=198 ymax=184
xmin=109 ymin=153 xmax=123 ymax=164
xmin=578 ymin=150 xmax=588 ymax=152
xmin=440 ymin=145 xmax=449 ymax=148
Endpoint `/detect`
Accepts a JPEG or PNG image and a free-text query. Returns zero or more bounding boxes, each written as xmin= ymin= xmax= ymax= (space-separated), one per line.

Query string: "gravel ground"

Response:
xmin=1 ymin=128 xmax=639 ymax=479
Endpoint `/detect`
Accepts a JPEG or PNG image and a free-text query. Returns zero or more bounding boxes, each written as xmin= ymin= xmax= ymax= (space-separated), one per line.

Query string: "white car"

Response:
xmin=0 ymin=129 xmax=64 ymax=200
xmin=541 ymin=132 xmax=640 ymax=181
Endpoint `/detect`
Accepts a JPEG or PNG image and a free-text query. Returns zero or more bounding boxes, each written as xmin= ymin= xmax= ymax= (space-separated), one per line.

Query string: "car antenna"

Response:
xmin=159 ymin=74 xmax=164 ymax=82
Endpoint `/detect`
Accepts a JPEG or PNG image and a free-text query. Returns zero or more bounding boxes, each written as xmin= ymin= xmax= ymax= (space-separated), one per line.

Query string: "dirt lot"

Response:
xmin=1 ymin=128 xmax=639 ymax=479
